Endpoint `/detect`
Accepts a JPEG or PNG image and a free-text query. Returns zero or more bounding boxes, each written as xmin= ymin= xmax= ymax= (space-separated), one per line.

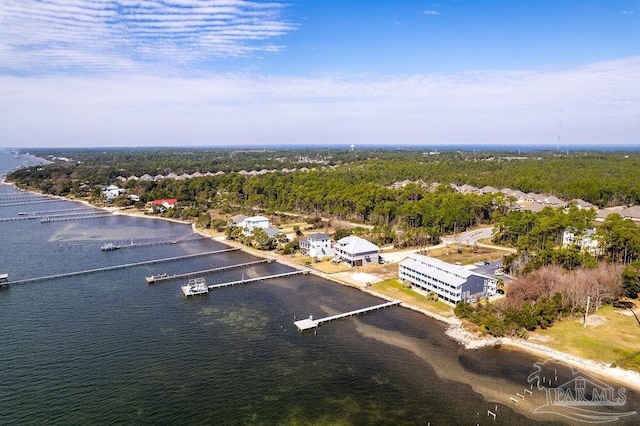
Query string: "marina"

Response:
xmin=181 ymin=278 xmax=209 ymax=296
xmin=294 ymin=300 xmax=402 ymax=331
xmin=145 ymin=259 xmax=270 ymax=283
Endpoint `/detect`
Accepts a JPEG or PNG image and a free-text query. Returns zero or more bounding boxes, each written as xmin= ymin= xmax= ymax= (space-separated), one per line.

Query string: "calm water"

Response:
xmin=0 ymin=151 xmax=638 ymax=425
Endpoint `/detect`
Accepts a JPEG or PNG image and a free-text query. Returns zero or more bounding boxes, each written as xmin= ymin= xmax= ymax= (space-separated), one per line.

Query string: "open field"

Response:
xmin=530 ymin=304 xmax=640 ymax=371
xmin=419 ymin=244 xmax=506 ymax=266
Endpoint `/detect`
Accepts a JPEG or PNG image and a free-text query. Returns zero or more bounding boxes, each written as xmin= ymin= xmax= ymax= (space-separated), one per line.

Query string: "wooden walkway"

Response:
xmin=4 ymin=248 xmax=240 ymax=286
xmin=146 ymin=259 xmax=270 ymax=283
xmin=208 ymin=270 xmax=305 ymax=290
xmin=294 ymin=300 xmax=401 ymax=331
xmin=40 ymin=213 xmax=112 ymax=223
xmin=103 ymin=235 xmax=205 ymax=252
xmin=0 ymin=199 xmax=60 ymax=207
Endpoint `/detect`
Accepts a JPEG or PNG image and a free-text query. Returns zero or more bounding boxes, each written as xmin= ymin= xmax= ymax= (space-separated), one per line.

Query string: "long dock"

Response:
xmin=208 ymin=270 xmax=305 ymax=290
xmin=103 ymin=235 xmax=206 ymax=252
xmin=40 ymin=212 xmax=112 ymax=223
xmin=146 ymin=259 xmax=270 ymax=283
xmin=0 ymin=211 xmax=108 ymax=223
xmin=0 ymin=199 xmax=61 ymax=207
xmin=5 ymin=248 xmax=240 ymax=286
xmin=294 ymin=300 xmax=402 ymax=331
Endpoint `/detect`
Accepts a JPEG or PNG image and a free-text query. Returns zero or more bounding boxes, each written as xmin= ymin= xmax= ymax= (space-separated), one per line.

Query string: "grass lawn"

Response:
xmin=531 ymin=304 xmax=640 ymax=371
xmin=423 ymin=245 xmax=506 ymax=266
xmin=370 ymin=279 xmax=454 ymax=317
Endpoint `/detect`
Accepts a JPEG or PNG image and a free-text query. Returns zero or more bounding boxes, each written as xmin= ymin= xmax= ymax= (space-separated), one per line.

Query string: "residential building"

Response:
xmin=103 ymin=185 xmax=125 ymax=202
xmin=300 ymin=232 xmax=334 ymax=258
xmin=242 ymin=216 xmax=270 ymax=233
xmin=149 ymin=198 xmax=177 ymax=212
xmin=333 ymin=236 xmax=379 ymax=267
xmin=398 ymin=253 xmax=497 ymax=304
xmin=562 ymin=228 xmax=599 ymax=251
xmin=228 ymin=215 xmax=271 ymax=235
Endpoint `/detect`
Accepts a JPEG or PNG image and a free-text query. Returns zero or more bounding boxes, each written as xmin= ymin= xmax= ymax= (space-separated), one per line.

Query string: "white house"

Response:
xmin=103 ymin=185 xmax=125 ymax=201
xmin=562 ymin=228 xmax=599 ymax=251
xmin=399 ymin=253 xmax=497 ymax=304
xmin=229 ymin=215 xmax=271 ymax=235
xmin=333 ymin=236 xmax=379 ymax=267
xmin=242 ymin=216 xmax=270 ymax=233
xmin=300 ymin=233 xmax=334 ymax=258
xmin=149 ymin=198 xmax=177 ymax=213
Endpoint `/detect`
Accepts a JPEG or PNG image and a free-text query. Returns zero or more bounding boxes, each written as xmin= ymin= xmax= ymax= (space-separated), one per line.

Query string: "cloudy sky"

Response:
xmin=1 ymin=0 xmax=638 ymax=148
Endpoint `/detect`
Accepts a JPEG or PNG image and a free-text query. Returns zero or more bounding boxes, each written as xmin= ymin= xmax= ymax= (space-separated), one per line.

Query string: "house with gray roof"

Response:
xmin=399 ymin=253 xmax=497 ymax=304
xmin=333 ymin=236 xmax=379 ymax=267
xmin=620 ymin=206 xmax=640 ymax=222
xmin=300 ymin=232 xmax=334 ymax=258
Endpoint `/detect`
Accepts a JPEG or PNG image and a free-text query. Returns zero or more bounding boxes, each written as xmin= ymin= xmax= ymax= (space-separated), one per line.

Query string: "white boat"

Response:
xmin=0 ymin=273 xmax=8 ymax=284
xmin=101 ymin=243 xmax=120 ymax=251
xmin=145 ymin=273 xmax=168 ymax=284
xmin=181 ymin=277 xmax=208 ymax=297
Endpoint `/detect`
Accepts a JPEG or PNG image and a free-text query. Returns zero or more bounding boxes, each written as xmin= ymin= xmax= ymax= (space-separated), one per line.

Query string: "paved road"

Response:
xmin=442 ymin=226 xmax=495 ymax=245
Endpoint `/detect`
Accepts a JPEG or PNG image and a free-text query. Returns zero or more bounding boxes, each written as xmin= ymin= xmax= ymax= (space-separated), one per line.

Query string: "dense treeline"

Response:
xmin=12 ymin=148 xmax=640 ymax=206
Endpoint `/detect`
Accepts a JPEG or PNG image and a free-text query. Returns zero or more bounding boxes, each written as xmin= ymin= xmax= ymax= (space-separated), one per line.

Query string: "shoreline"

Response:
xmin=3 ymin=177 xmax=640 ymax=393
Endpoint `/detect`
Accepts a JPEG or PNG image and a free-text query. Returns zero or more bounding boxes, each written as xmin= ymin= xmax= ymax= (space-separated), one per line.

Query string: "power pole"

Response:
xmin=583 ymin=295 xmax=591 ymax=327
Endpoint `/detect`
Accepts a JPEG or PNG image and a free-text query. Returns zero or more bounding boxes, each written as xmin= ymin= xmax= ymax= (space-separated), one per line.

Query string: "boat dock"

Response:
xmin=103 ymin=235 xmax=206 ymax=252
xmin=0 ymin=199 xmax=60 ymax=207
xmin=207 ymin=270 xmax=306 ymax=290
xmin=6 ymin=248 xmax=240 ymax=286
xmin=40 ymin=212 xmax=112 ymax=223
xmin=145 ymin=259 xmax=270 ymax=283
xmin=181 ymin=278 xmax=209 ymax=297
xmin=294 ymin=300 xmax=402 ymax=331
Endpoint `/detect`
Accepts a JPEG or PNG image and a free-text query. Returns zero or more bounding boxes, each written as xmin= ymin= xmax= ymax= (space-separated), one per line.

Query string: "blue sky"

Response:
xmin=1 ymin=0 xmax=638 ymax=147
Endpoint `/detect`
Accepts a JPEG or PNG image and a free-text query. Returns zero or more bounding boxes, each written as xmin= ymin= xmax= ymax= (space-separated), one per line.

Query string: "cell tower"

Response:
xmin=557 ymin=106 xmax=562 ymax=151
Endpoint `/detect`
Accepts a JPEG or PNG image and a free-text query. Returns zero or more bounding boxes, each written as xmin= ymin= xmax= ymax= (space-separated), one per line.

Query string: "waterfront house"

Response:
xmin=228 ymin=215 xmax=271 ymax=235
xmin=300 ymin=232 xmax=334 ymax=258
xmin=333 ymin=236 xmax=379 ymax=267
xmin=398 ymin=253 xmax=497 ymax=304
xmin=103 ymin=185 xmax=125 ymax=202
xmin=149 ymin=198 xmax=177 ymax=213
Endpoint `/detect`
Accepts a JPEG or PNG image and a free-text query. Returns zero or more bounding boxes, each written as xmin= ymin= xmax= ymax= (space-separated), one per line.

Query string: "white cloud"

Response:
xmin=424 ymin=10 xmax=440 ymax=16
xmin=1 ymin=57 xmax=638 ymax=147
xmin=0 ymin=0 xmax=296 ymax=73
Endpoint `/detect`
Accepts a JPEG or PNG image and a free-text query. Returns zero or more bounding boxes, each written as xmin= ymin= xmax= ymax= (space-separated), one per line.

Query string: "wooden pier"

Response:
xmin=208 ymin=270 xmax=305 ymax=290
xmin=5 ymin=248 xmax=240 ymax=286
xmin=103 ymin=235 xmax=206 ymax=252
xmin=146 ymin=259 xmax=270 ymax=283
xmin=0 ymin=211 xmax=108 ymax=223
xmin=294 ymin=300 xmax=402 ymax=331
xmin=0 ymin=199 xmax=60 ymax=207
xmin=40 ymin=212 xmax=112 ymax=223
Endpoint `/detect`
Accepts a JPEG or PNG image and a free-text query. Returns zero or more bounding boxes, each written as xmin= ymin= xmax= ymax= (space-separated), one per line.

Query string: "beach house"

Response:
xmin=332 ymin=236 xmax=379 ymax=267
xmin=300 ymin=233 xmax=334 ymax=258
